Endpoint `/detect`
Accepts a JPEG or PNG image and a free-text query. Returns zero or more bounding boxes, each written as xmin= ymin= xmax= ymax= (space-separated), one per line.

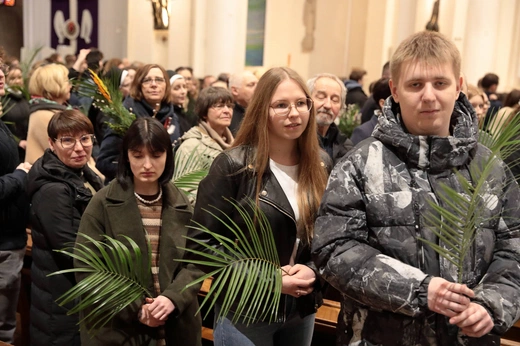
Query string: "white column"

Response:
xmin=495 ymin=0 xmax=518 ymax=91
xmin=394 ymin=0 xmax=416 ymax=46
xmin=22 ymin=0 xmax=52 ymax=62
xmin=192 ymin=0 xmax=248 ymax=77
xmin=98 ymin=0 xmax=128 ymax=60
xmin=127 ymin=1 xmax=158 ymax=65
xmin=362 ymin=0 xmax=394 ymax=85
xmin=167 ymin=0 xmax=193 ymax=70
xmin=462 ymin=0 xmax=500 ymax=86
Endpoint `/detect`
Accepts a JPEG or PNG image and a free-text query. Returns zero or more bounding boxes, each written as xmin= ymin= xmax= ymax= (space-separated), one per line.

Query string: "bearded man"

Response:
xmin=307 ymin=73 xmax=353 ymax=165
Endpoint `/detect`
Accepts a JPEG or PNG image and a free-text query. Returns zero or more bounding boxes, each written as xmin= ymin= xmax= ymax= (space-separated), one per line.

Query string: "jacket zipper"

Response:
xmin=410 ymin=177 xmax=426 ymax=271
xmin=259 ymin=196 xmax=297 ymax=323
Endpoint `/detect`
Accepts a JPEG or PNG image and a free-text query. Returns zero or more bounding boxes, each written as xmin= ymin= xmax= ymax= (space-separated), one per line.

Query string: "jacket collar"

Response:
xmin=123 ymin=97 xmax=173 ymax=122
xmin=372 ymin=94 xmax=478 ymax=173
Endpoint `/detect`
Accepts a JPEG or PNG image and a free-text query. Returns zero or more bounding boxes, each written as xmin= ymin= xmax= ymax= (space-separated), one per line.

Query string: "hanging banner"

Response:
xmin=51 ymin=0 xmax=98 ymax=54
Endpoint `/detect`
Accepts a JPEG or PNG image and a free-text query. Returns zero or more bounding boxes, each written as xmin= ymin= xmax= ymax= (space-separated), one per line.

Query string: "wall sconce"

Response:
xmin=151 ymin=0 xmax=170 ymax=30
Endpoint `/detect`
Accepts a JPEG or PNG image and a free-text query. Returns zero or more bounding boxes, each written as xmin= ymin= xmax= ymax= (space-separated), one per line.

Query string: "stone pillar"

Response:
xmin=192 ymin=0 xmax=248 ymax=77
xmin=462 ymin=0 xmax=500 ymax=86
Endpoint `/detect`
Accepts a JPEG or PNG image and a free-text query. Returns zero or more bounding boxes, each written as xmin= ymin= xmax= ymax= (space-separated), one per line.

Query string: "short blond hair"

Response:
xmin=390 ymin=31 xmax=461 ymax=85
xmin=29 ymin=63 xmax=69 ymax=100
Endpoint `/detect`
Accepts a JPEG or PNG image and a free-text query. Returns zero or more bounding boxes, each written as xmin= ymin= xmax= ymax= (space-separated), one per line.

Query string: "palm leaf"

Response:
xmin=72 ymin=69 xmax=136 ymax=136
xmin=420 ymin=110 xmax=520 ymax=283
xmin=19 ymin=46 xmax=43 ymax=87
xmin=0 ymin=95 xmax=15 ymax=119
xmin=172 ymin=144 xmax=212 ymax=198
xmin=49 ymin=233 xmax=153 ymax=335
xmin=177 ymin=197 xmax=283 ymax=325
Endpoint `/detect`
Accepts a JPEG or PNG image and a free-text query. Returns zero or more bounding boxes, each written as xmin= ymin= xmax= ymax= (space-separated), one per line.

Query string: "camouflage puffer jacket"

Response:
xmin=312 ymin=94 xmax=520 ymax=346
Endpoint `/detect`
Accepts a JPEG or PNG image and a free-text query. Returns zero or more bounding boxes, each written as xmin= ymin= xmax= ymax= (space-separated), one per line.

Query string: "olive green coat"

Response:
xmin=75 ymin=179 xmax=202 ymax=346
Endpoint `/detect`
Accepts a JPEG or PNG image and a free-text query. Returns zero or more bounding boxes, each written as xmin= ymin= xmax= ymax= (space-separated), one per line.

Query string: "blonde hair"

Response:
xmin=28 ymin=63 xmax=69 ymax=100
xmin=467 ymin=84 xmax=483 ymax=100
xmin=390 ymin=31 xmax=461 ymax=85
xmin=233 ymin=67 xmax=327 ymax=244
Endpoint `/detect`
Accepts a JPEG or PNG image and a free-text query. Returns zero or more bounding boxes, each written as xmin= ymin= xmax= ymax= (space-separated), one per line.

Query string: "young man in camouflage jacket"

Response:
xmin=312 ymin=31 xmax=520 ymax=345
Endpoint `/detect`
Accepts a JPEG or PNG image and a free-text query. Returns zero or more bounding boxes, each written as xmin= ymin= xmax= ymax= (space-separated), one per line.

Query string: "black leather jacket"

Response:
xmin=188 ymin=145 xmax=331 ymax=320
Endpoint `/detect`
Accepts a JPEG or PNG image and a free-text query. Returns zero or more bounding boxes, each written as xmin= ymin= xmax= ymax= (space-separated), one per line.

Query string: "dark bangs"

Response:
xmin=116 ymin=117 xmax=174 ymax=189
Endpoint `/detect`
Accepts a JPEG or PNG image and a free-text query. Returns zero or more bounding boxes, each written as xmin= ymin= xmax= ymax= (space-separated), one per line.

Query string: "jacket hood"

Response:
xmin=27 ymin=149 xmax=102 ymax=199
xmin=344 ymin=80 xmax=363 ymax=90
xmin=372 ymin=93 xmax=478 ymax=173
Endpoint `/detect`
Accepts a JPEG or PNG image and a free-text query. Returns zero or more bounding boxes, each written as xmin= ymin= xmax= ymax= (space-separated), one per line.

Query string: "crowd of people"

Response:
xmin=1 ymin=30 xmax=520 ymax=346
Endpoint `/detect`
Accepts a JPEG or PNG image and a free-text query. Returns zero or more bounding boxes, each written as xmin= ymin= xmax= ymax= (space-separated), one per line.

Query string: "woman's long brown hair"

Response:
xmin=233 ymin=67 xmax=327 ymax=244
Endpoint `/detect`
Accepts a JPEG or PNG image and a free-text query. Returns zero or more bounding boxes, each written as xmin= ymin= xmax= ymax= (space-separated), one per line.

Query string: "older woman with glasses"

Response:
xmin=27 ymin=109 xmax=103 ymax=346
xmin=187 ymin=67 xmax=331 ymax=346
xmin=174 ymin=86 xmax=234 ymax=201
xmin=97 ymin=63 xmax=180 ymax=182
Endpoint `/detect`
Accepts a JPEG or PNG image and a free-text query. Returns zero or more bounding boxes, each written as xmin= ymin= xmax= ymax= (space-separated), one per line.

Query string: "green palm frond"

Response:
xmin=172 ymin=145 xmax=212 ymax=197
xmin=20 ymin=46 xmax=43 ymax=87
xmin=73 ymin=69 xmax=136 ymax=136
xmin=0 ymin=95 xmax=15 ymax=119
xmin=49 ymin=233 xmax=152 ymax=334
xmin=178 ymin=198 xmax=283 ymax=325
xmin=420 ymin=111 xmax=520 ymax=283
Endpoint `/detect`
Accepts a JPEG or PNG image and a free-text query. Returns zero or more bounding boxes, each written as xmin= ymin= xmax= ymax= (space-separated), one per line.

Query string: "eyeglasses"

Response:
xmin=0 ymin=64 xmax=8 ymax=74
xmin=212 ymin=102 xmax=235 ymax=110
xmin=270 ymin=98 xmax=313 ymax=116
xmin=55 ymin=134 xmax=95 ymax=149
xmin=142 ymin=77 xmax=166 ymax=85
xmin=471 ymin=103 xmax=485 ymax=110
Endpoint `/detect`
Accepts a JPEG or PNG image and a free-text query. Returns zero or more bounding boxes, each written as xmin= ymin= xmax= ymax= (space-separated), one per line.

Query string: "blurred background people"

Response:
xmin=169 ymin=74 xmax=194 ymax=136
xmin=491 ymin=89 xmax=520 ymax=135
xmin=228 ymin=70 xmax=258 ymax=135
xmin=0 ymin=60 xmax=31 ymax=345
xmin=344 ymin=68 xmax=368 ymax=109
xmin=467 ymin=84 xmax=486 ymax=127
xmin=2 ymin=64 xmax=30 ymax=160
xmin=97 ymin=64 xmax=179 ymax=182
xmin=307 ymin=72 xmax=352 ymax=166
xmin=351 ymin=77 xmax=392 ymax=145
xmin=175 ymin=66 xmax=197 ymax=124
xmin=480 ymin=72 xmax=503 ymax=126
xmin=26 ymin=64 xmax=71 ymax=164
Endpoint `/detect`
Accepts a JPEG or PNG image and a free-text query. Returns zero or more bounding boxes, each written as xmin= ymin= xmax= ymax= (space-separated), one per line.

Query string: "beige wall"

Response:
xmin=21 ymin=0 xmax=520 ymax=92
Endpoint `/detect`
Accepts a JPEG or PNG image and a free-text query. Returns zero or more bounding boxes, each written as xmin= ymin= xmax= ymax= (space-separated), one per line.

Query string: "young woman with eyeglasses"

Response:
xmin=96 ymin=64 xmax=181 ymax=182
xmin=27 ymin=109 xmax=103 ymax=346
xmin=75 ymin=117 xmax=202 ymax=346
xmin=174 ymin=86 xmax=235 ymax=203
xmin=187 ymin=67 xmax=331 ymax=346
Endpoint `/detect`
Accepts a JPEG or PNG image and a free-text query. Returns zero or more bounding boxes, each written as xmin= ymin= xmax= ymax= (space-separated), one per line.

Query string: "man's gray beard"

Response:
xmin=316 ymin=111 xmax=335 ymax=127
